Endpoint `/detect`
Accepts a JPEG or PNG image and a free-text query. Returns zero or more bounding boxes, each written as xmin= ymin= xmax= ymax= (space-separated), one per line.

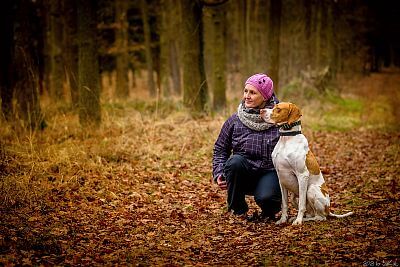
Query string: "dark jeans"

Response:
xmin=223 ymin=154 xmax=281 ymax=216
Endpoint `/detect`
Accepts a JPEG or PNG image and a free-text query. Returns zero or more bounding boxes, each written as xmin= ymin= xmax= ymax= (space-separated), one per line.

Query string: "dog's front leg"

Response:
xmin=292 ymin=174 xmax=309 ymax=225
xmin=276 ymin=185 xmax=289 ymax=225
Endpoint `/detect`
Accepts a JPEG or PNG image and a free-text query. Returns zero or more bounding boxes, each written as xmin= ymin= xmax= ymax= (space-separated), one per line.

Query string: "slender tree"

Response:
xmin=159 ymin=0 xmax=170 ymax=97
xmin=209 ymin=4 xmax=227 ymax=110
xmin=0 ymin=0 xmax=14 ymax=121
xmin=140 ymin=0 xmax=156 ymax=97
xmin=181 ymin=0 xmax=208 ymax=113
xmin=115 ymin=0 xmax=129 ymax=98
xmin=315 ymin=0 xmax=322 ymax=68
xmin=77 ymin=0 xmax=101 ymax=127
xmin=169 ymin=0 xmax=182 ymax=95
xmin=12 ymin=0 xmax=45 ymax=130
xmin=267 ymin=0 xmax=281 ymax=91
xmin=63 ymin=0 xmax=79 ymax=106
xmin=49 ymin=0 xmax=64 ymax=101
xmin=279 ymin=0 xmax=309 ymax=85
xmin=238 ymin=1 xmax=248 ymax=82
xmin=225 ymin=1 xmax=243 ymax=90
xmin=159 ymin=0 xmax=182 ymax=97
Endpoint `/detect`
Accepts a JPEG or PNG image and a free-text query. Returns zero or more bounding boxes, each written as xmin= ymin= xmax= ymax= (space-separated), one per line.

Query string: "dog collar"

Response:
xmin=279 ymin=131 xmax=302 ymax=136
xmin=279 ymin=120 xmax=301 ymax=130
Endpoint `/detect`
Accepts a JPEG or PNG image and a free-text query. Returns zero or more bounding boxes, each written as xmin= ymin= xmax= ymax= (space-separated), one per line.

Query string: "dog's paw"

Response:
xmin=292 ymin=218 xmax=303 ymax=225
xmin=276 ymin=217 xmax=287 ymax=225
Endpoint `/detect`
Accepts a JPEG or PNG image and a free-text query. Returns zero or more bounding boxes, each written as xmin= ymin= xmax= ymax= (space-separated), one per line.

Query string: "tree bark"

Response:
xmin=159 ymin=0 xmax=182 ymax=97
xmin=170 ymin=40 xmax=181 ymax=95
xmin=181 ymin=0 xmax=208 ymax=113
xmin=237 ymin=1 xmax=247 ymax=82
xmin=210 ymin=4 xmax=227 ymax=110
xmin=0 ymin=0 xmax=15 ymax=121
xmin=267 ymin=0 xmax=281 ymax=91
xmin=225 ymin=1 xmax=242 ymax=90
xmin=170 ymin=0 xmax=182 ymax=95
xmin=115 ymin=0 xmax=129 ymax=98
xmin=63 ymin=0 xmax=79 ymax=106
xmin=140 ymin=0 xmax=156 ymax=97
xmin=49 ymin=0 xmax=64 ymax=101
xmin=12 ymin=0 xmax=45 ymax=130
xmin=159 ymin=0 xmax=171 ymax=97
xmin=315 ymin=0 xmax=322 ymax=68
xmin=244 ymin=0 xmax=251 ymax=74
xmin=77 ymin=0 xmax=101 ymax=127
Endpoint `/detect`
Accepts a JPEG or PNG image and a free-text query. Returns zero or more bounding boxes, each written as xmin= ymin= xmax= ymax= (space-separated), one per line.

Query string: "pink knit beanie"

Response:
xmin=245 ymin=73 xmax=274 ymax=100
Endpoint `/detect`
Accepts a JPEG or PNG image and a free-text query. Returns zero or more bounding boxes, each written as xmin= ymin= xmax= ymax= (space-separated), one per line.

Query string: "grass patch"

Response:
xmin=278 ymin=81 xmax=398 ymax=132
xmin=316 ymin=94 xmax=364 ymax=131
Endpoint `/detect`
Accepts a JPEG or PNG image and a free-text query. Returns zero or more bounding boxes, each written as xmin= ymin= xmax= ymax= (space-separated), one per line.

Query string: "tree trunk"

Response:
xmin=244 ymin=0 xmax=251 ymax=74
xmin=181 ymin=0 xmax=208 ymax=113
xmin=77 ymin=0 xmax=101 ymax=127
xmin=159 ymin=0 xmax=171 ymax=97
xmin=0 ymin=0 xmax=15 ymax=121
xmin=159 ymin=0 xmax=182 ymax=97
xmin=63 ymin=0 xmax=79 ymax=106
xmin=225 ymin=1 xmax=242 ymax=90
xmin=115 ymin=0 xmax=129 ymax=98
xmin=237 ymin=1 xmax=247 ymax=82
xmin=278 ymin=0 xmax=308 ymax=86
xmin=49 ymin=0 xmax=64 ymax=101
xmin=330 ymin=1 xmax=339 ymax=77
xmin=170 ymin=0 xmax=182 ymax=95
xmin=12 ymin=0 xmax=45 ymax=130
xmin=267 ymin=0 xmax=281 ymax=91
xmin=140 ymin=0 xmax=156 ymax=97
xmin=210 ymin=4 xmax=227 ymax=110
xmin=315 ymin=0 xmax=322 ymax=68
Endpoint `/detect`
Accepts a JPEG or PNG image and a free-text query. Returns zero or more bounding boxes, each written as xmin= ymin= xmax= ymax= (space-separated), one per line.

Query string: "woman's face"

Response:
xmin=243 ymin=84 xmax=265 ymax=108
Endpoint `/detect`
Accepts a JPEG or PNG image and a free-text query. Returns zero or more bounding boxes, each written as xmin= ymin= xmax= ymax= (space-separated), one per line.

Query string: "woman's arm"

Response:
xmin=212 ymin=116 xmax=234 ymax=182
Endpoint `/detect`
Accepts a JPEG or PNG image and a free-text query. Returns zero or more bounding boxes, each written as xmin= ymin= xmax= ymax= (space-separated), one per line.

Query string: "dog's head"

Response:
xmin=260 ymin=102 xmax=302 ymax=125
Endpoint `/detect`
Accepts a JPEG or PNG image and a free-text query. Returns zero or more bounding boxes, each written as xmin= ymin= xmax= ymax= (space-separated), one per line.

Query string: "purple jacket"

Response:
xmin=212 ymin=113 xmax=279 ymax=181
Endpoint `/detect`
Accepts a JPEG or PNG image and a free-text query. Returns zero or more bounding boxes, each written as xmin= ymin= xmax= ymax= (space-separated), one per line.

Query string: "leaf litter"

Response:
xmin=0 ymin=111 xmax=399 ymax=266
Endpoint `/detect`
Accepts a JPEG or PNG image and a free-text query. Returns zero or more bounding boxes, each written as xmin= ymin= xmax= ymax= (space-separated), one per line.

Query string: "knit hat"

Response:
xmin=245 ymin=73 xmax=274 ymax=100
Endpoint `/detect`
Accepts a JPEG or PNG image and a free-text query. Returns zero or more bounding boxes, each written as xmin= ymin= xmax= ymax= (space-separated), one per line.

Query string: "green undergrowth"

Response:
xmin=278 ymin=82 xmax=398 ymax=132
xmin=308 ymin=93 xmax=365 ymax=131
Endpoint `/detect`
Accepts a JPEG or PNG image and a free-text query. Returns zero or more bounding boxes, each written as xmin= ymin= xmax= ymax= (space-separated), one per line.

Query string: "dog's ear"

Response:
xmin=287 ymin=103 xmax=302 ymax=124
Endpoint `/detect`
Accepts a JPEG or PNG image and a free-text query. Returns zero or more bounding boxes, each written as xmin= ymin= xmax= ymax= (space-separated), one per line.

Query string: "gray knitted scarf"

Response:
xmin=237 ymin=102 xmax=272 ymax=131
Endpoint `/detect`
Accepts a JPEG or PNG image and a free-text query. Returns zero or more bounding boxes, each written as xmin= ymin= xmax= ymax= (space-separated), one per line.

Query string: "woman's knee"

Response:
xmin=254 ymin=191 xmax=282 ymax=214
xmin=255 ymin=171 xmax=281 ymax=200
xmin=224 ymin=155 xmax=247 ymax=173
xmin=255 ymin=191 xmax=281 ymax=205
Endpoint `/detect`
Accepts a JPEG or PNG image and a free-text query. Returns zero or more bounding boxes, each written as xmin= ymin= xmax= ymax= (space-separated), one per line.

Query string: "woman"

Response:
xmin=212 ymin=73 xmax=281 ymax=220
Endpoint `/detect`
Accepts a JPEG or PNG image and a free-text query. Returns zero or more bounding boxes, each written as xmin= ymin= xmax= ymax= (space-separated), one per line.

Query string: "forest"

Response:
xmin=0 ymin=0 xmax=399 ymax=266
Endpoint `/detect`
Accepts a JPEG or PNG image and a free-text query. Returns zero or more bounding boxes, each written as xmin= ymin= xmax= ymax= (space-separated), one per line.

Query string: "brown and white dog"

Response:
xmin=261 ymin=102 xmax=353 ymax=225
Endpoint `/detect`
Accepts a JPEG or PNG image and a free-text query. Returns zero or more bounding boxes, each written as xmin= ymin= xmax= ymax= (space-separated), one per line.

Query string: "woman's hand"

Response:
xmin=216 ymin=176 xmax=227 ymax=190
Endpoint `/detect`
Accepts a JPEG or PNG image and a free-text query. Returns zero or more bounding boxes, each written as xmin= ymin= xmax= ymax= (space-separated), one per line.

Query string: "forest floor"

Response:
xmin=0 ymin=72 xmax=399 ymax=266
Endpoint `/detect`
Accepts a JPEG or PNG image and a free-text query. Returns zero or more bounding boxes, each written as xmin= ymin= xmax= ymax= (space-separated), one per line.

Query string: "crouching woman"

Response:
xmin=212 ymin=73 xmax=281 ymax=220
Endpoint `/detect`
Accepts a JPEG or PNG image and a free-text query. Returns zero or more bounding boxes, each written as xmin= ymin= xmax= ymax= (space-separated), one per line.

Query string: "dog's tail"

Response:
xmin=328 ymin=211 xmax=353 ymax=218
